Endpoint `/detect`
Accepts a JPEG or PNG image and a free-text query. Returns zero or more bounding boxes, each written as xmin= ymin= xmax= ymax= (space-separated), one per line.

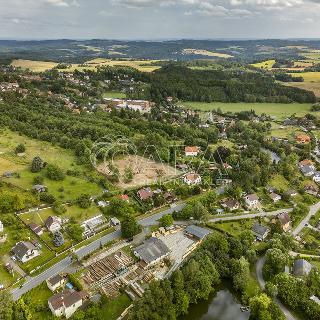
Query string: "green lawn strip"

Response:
xmin=103 ymin=91 xmax=126 ymax=99
xmin=179 ymin=102 xmax=313 ymax=119
xmin=98 ymin=294 xmax=131 ymax=320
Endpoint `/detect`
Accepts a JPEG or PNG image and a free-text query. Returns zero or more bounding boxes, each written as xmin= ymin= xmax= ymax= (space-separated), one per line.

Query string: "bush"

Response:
xmin=31 ymin=156 xmax=44 ymax=173
xmin=46 ymin=164 xmax=65 ymax=181
xmin=15 ymin=143 xmax=25 ymax=154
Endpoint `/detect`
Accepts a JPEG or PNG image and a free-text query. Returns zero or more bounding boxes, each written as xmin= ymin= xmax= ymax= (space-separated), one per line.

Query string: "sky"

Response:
xmin=0 ymin=0 xmax=319 ymax=40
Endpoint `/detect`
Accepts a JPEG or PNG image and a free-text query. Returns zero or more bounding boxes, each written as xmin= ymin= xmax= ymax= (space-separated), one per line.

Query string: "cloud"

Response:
xmin=45 ymin=0 xmax=70 ymax=7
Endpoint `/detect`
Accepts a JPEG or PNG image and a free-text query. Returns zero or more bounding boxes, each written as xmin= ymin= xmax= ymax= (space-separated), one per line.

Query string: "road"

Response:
xmin=11 ymin=203 xmax=186 ymax=300
xmin=292 ymin=201 xmax=320 ymax=236
xmin=256 ymin=256 xmax=296 ymax=320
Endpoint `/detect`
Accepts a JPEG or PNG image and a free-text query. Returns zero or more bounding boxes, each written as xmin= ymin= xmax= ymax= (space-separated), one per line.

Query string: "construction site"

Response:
xmin=81 ymin=224 xmax=210 ymax=301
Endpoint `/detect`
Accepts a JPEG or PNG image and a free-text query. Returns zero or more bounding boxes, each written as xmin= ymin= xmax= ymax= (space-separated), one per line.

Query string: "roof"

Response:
xmin=270 ymin=192 xmax=281 ymax=200
xmin=29 ymin=223 xmax=42 ymax=234
xmin=299 ymin=159 xmax=313 ymax=166
xmin=301 ymin=165 xmax=314 ymax=175
xmin=296 ymin=134 xmax=310 ymax=141
xmin=185 ymin=225 xmax=211 ymax=239
xmin=293 ymin=259 xmax=312 ymax=276
xmin=47 ymin=274 xmax=65 ymax=286
xmin=134 ymin=237 xmax=170 ymax=264
xmin=137 ymin=187 xmax=153 ymax=200
xmin=185 ymin=173 xmax=201 ymax=182
xmin=252 ymin=223 xmax=269 ymax=237
xmin=185 ymin=146 xmax=199 ymax=153
xmin=12 ymin=241 xmax=37 ymax=259
xmin=45 ymin=216 xmax=61 ymax=229
xmin=221 ymin=198 xmax=239 ymax=209
xmin=48 ymin=289 xmax=83 ymax=310
xmin=286 ymin=189 xmax=297 ymax=196
xmin=278 ymin=212 xmax=291 ymax=226
xmin=245 ymin=194 xmax=259 ymax=202
xmin=118 ymin=194 xmax=129 ymax=201
xmin=32 ymin=184 xmax=46 ymax=190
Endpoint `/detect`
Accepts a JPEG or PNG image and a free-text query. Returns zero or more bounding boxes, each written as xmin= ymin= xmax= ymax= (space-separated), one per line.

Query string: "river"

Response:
xmin=181 ymin=288 xmax=250 ymax=320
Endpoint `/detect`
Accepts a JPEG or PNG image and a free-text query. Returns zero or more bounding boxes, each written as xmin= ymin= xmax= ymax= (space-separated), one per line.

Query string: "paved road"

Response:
xmin=11 ymin=203 xmax=185 ymax=300
xmin=209 ymin=208 xmax=293 ymax=223
xmin=256 ymin=256 xmax=296 ymax=320
xmin=292 ymin=201 xmax=320 ymax=236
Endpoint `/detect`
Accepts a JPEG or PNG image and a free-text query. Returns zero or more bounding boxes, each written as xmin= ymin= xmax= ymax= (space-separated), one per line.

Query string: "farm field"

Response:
xmin=11 ymin=58 xmax=162 ymax=73
xmin=251 ymin=59 xmax=275 ymax=69
xmin=103 ymin=91 xmax=126 ymax=98
xmin=0 ymin=129 xmax=103 ymax=200
xmin=97 ymin=155 xmax=181 ymax=189
xmin=182 ymin=48 xmax=233 ymax=58
xmin=180 ymin=101 xmax=314 ymax=119
xmin=11 ymin=59 xmax=58 ymax=72
xmin=284 ymin=71 xmax=320 ymax=97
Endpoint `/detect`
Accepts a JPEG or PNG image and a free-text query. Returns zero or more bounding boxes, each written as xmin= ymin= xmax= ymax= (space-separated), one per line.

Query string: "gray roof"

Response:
xmin=47 ymin=274 xmax=65 ymax=286
xmin=301 ymin=166 xmax=314 ymax=175
xmin=12 ymin=241 xmax=37 ymax=259
xmin=134 ymin=237 xmax=170 ymax=264
xmin=293 ymin=259 xmax=312 ymax=276
xmin=185 ymin=225 xmax=211 ymax=239
xmin=252 ymin=223 xmax=269 ymax=237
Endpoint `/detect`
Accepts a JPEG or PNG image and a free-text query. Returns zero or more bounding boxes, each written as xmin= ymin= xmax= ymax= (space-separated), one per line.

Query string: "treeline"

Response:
xmin=128 ymin=231 xmax=285 ymax=320
xmin=147 ymin=65 xmax=315 ymax=103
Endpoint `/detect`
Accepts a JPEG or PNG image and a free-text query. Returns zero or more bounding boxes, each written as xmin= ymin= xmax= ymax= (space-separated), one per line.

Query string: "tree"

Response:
xmin=53 ymin=201 xmax=66 ymax=215
xmin=159 ymin=214 xmax=174 ymax=228
xmin=263 ymin=248 xmax=289 ymax=280
xmin=15 ymin=143 xmax=25 ymax=154
xmin=123 ymin=166 xmax=134 ymax=183
xmin=66 ymin=223 xmax=83 ymax=242
xmin=0 ymin=291 xmax=13 ymax=320
xmin=53 ymin=231 xmax=64 ymax=247
xmin=31 ymin=156 xmax=43 ymax=173
xmin=230 ymin=257 xmax=250 ymax=292
xmin=77 ymin=194 xmax=91 ymax=209
xmin=171 ymin=270 xmax=189 ymax=316
xmin=106 ymin=198 xmax=135 ymax=217
xmin=46 ymin=164 xmax=65 ymax=181
xmin=121 ymin=215 xmax=141 ymax=239
xmin=192 ymin=201 xmax=209 ymax=222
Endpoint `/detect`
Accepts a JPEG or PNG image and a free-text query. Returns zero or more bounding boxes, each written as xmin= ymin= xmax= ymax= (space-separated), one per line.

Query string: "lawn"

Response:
xmin=0 ymin=129 xmax=102 ymax=200
xmin=269 ymin=174 xmax=290 ymax=191
xmin=103 ymin=91 xmax=126 ymax=99
xmin=209 ymin=220 xmax=254 ymax=237
xmin=99 ymin=294 xmax=131 ymax=320
xmin=180 ymin=102 xmax=314 ymax=119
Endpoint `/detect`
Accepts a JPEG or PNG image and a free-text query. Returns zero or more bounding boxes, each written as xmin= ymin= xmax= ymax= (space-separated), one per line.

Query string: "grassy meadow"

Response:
xmin=180 ymin=101 xmax=314 ymax=119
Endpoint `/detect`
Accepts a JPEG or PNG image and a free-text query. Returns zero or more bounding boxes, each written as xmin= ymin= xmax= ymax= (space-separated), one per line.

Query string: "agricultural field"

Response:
xmin=180 ymin=101 xmax=314 ymax=119
xmin=103 ymin=91 xmax=126 ymax=99
xmin=251 ymin=59 xmax=276 ymax=69
xmin=0 ymin=129 xmax=103 ymax=201
xmin=11 ymin=59 xmax=58 ymax=72
xmin=284 ymin=71 xmax=320 ymax=97
xmin=97 ymin=155 xmax=181 ymax=189
xmin=11 ymin=58 xmax=162 ymax=73
xmin=182 ymin=48 xmax=233 ymax=58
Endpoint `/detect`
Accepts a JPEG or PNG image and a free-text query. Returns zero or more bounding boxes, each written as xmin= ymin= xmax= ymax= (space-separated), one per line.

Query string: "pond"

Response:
xmin=181 ymin=288 xmax=250 ymax=320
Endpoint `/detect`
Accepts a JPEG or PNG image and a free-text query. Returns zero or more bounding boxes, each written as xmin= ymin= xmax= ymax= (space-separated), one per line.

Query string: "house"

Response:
xmin=133 ymin=237 xmax=170 ymax=268
xmin=185 ymin=146 xmax=200 ymax=156
xmin=299 ymin=159 xmax=314 ymax=169
xmin=81 ymin=215 xmax=108 ymax=238
xmin=278 ymin=212 xmax=291 ymax=232
xmin=45 ymin=216 xmax=62 ymax=233
xmin=46 ymin=274 xmax=67 ymax=292
xmin=296 ymin=134 xmax=311 ymax=144
xmin=118 ymin=194 xmax=129 ymax=202
xmin=183 ymin=173 xmax=202 ymax=186
xmin=286 ymin=189 xmax=298 ymax=197
xmin=176 ymin=163 xmax=189 ymax=171
xmin=0 ymin=220 xmax=3 ymax=233
xmin=12 ymin=241 xmax=40 ymax=263
xmin=221 ymin=198 xmax=240 ymax=211
xmin=185 ymin=225 xmax=211 ymax=241
xmin=270 ymin=192 xmax=281 ymax=203
xmin=244 ymin=194 xmax=260 ymax=210
xmin=252 ymin=223 xmax=270 ymax=241
xmin=48 ymin=289 xmax=86 ymax=319
xmin=110 ymin=217 xmax=121 ymax=226
xmin=137 ymin=187 xmax=153 ymax=201
xmin=97 ymin=200 xmax=109 ymax=208
xmin=2 ymin=171 xmax=13 ymax=178
xmin=313 ymin=171 xmax=320 ymax=183
xmin=300 ymin=165 xmax=315 ymax=177
xmin=293 ymin=259 xmax=312 ymax=277
xmin=29 ymin=223 xmax=43 ymax=236
xmin=304 ymin=183 xmax=319 ymax=196
xmin=32 ymin=184 xmax=47 ymax=193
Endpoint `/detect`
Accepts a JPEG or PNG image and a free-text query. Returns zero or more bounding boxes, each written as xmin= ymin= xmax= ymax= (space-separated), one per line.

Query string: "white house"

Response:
xmin=48 ymin=290 xmax=85 ymax=319
xmin=313 ymin=172 xmax=320 ymax=183
xmin=244 ymin=194 xmax=260 ymax=210
xmin=185 ymin=146 xmax=200 ymax=157
xmin=270 ymin=192 xmax=281 ymax=203
xmin=12 ymin=241 xmax=40 ymax=263
xmin=183 ymin=173 xmax=202 ymax=186
xmin=46 ymin=274 xmax=67 ymax=292
xmin=45 ymin=216 xmax=62 ymax=233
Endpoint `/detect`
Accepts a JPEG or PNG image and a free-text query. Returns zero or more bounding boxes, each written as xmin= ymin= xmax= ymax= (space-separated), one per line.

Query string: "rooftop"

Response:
xmin=185 ymin=225 xmax=211 ymax=240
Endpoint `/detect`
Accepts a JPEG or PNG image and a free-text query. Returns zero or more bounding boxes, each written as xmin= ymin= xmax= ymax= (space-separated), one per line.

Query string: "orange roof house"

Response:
xmin=296 ymin=134 xmax=311 ymax=144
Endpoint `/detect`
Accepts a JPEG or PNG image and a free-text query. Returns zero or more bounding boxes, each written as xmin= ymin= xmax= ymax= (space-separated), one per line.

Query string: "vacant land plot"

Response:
xmin=181 ymin=101 xmax=314 ymax=119
xmin=11 ymin=59 xmax=58 ymax=72
xmin=182 ymin=49 xmax=233 ymax=58
xmin=97 ymin=155 xmax=181 ymax=189
xmin=0 ymin=129 xmax=102 ymax=200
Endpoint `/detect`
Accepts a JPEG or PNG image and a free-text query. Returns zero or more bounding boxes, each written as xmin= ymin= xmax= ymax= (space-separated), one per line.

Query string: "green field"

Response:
xmin=0 ymin=129 xmax=103 ymax=201
xmin=181 ymin=102 xmax=314 ymax=119
xmin=103 ymin=91 xmax=126 ymax=99
xmin=251 ymin=59 xmax=276 ymax=69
